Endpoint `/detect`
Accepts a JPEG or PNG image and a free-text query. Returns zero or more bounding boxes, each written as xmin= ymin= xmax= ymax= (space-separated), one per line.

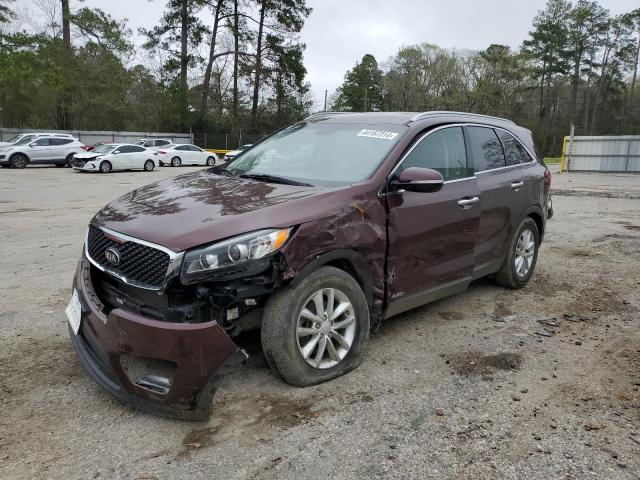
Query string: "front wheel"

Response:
xmin=10 ymin=154 xmax=28 ymax=169
xmin=144 ymin=160 xmax=155 ymax=171
xmin=171 ymin=157 xmax=181 ymax=167
xmin=206 ymin=156 xmax=216 ymax=166
xmin=99 ymin=161 xmax=112 ymax=173
xmin=494 ymin=217 xmax=539 ymax=289
xmin=261 ymin=266 xmax=370 ymax=387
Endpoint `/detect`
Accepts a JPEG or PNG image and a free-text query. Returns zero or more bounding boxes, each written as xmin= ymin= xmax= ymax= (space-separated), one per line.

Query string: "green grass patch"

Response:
xmin=543 ymin=157 xmax=561 ymax=164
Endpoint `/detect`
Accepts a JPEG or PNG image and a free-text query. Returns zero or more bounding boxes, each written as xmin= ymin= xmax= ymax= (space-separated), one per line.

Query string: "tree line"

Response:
xmin=332 ymin=0 xmax=640 ymax=156
xmin=0 ymin=0 xmax=312 ymax=142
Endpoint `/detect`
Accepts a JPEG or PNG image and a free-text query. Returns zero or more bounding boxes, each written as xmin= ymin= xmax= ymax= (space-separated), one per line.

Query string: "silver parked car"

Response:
xmin=0 ymin=132 xmax=75 ymax=148
xmin=134 ymin=138 xmax=173 ymax=149
xmin=0 ymin=135 xmax=87 ymax=168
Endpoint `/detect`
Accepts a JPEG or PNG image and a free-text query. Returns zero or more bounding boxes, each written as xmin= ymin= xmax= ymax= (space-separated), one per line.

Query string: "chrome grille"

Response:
xmin=86 ymin=225 xmax=171 ymax=289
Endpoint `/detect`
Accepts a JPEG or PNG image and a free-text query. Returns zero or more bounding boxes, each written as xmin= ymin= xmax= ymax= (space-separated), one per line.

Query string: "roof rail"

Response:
xmin=304 ymin=111 xmax=355 ymax=120
xmin=410 ymin=111 xmax=516 ymax=125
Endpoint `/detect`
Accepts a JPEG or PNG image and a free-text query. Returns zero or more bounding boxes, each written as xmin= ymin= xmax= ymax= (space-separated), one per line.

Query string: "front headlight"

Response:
xmin=181 ymin=228 xmax=291 ymax=282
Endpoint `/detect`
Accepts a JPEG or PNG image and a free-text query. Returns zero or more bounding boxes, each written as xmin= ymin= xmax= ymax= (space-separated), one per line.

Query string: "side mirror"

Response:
xmin=391 ymin=167 xmax=444 ymax=193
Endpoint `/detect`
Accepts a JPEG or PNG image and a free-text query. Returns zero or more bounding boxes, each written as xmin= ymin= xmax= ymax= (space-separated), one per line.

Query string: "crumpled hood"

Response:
xmin=74 ymin=152 xmax=101 ymax=160
xmin=92 ymin=170 xmax=349 ymax=251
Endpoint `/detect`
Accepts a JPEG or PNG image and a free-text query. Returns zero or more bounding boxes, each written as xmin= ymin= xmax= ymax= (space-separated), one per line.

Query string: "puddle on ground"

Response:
xmin=447 ymin=351 xmax=522 ymax=375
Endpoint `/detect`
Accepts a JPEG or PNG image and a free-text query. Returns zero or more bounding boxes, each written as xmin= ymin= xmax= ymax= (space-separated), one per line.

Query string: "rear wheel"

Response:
xmin=261 ymin=266 xmax=370 ymax=387
xmin=206 ymin=156 xmax=216 ymax=166
xmin=99 ymin=161 xmax=112 ymax=173
xmin=65 ymin=154 xmax=75 ymax=167
xmin=494 ymin=217 xmax=539 ymax=289
xmin=144 ymin=160 xmax=155 ymax=171
xmin=171 ymin=157 xmax=181 ymax=167
xmin=10 ymin=154 xmax=28 ymax=169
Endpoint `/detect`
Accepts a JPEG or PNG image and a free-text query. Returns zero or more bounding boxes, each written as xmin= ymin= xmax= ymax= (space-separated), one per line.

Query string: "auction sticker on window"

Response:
xmin=357 ymin=129 xmax=398 ymax=140
xmin=66 ymin=289 xmax=82 ymax=335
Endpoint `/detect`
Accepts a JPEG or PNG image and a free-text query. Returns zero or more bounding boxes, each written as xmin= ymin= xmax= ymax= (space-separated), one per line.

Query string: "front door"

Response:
xmin=27 ymin=137 xmax=51 ymax=162
xmin=385 ymin=126 xmax=481 ymax=317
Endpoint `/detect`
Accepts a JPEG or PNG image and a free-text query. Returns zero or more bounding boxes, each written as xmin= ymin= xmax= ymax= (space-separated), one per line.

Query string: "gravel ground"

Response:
xmin=0 ymin=166 xmax=639 ymax=480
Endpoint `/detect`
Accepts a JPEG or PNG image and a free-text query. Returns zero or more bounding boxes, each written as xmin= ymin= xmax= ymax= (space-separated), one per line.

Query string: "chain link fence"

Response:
xmin=193 ymin=133 xmax=265 ymax=150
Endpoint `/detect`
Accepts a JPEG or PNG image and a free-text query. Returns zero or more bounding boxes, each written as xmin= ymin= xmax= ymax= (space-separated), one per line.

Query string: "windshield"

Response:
xmin=15 ymin=135 xmax=36 ymax=146
xmin=5 ymin=135 xmax=21 ymax=143
xmin=93 ymin=144 xmax=116 ymax=154
xmin=226 ymin=122 xmax=406 ymax=186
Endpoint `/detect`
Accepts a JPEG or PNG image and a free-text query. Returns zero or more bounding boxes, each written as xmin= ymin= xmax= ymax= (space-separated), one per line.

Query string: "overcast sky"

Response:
xmin=75 ymin=0 xmax=635 ymax=110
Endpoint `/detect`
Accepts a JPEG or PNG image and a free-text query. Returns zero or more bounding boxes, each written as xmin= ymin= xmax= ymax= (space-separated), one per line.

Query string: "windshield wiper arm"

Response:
xmin=238 ymin=173 xmax=313 ymax=187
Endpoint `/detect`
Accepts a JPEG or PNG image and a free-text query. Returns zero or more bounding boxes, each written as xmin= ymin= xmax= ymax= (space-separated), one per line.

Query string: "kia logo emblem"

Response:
xmin=105 ymin=247 xmax=121 ymax=266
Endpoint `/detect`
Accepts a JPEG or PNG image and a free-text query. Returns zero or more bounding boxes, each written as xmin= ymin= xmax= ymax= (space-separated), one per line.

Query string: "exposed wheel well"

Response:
xmin=528 ymin=212 xmax=544 ymax=239
xmin=290 ymin=250 xmax=374 ymax=309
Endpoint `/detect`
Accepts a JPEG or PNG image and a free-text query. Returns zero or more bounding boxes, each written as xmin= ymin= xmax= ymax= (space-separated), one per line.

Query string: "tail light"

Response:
xmin=80 ymin=145 xmax=91 ymax=151
xmin=157 ymin=150 xmax=166 ymax=154
xmin=544 ymin=168 xmax=552 ymax=187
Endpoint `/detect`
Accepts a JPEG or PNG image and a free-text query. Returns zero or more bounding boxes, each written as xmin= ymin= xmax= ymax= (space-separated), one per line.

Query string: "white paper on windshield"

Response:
xmin=357 ymin=129 xmax=398 ymax=140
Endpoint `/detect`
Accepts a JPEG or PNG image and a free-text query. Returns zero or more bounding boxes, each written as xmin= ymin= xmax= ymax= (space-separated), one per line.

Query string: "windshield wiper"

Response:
xmin=238 ymin=173 xmax=313 ymax=187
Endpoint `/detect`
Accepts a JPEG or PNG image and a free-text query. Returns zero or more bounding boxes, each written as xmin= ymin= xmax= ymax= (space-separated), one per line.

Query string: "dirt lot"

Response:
xmin=0 ymin=166 xmax=639 ymax=479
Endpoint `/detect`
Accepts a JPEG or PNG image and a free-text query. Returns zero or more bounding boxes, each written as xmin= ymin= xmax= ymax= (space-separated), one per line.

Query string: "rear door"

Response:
xmin=27 ymin=137 xmax=51 ymax=162
xmin=385 ymin=125 xmax=481 ymax=317
xmin=49 ymin=138 xmax=75 ymax=161
xmin=466 ymin=126 xmax=526 ymax=275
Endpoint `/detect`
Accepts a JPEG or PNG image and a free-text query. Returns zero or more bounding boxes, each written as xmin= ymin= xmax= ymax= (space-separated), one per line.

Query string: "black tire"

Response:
xmin=206 ymin=156 xmax=216 ymax=166
xmin=171 ymin=156 xmax=181 ymax=167
xmin=99 ymin=161 xmax=112 ymax=173
xmin=144 ymin=160 xmax=155 ymax=171
xmin=10 ymin=154 xmax=28 ymax=169
xmin=65 ymin=154 xmax=75 ymax=167
xmin=261 ymin=266 xmax=370 ymax=387
xmin=494 ymin=217 xmax=539 ymax=289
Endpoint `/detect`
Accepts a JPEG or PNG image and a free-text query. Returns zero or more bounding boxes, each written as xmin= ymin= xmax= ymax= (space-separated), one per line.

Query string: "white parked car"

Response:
xmin=224 ymin=144 xmax=253 ymax=161
xmin=71 ymin=143 xmax=158 ymax=173
xmin=0 ymin=135 xmax=87 ymax=168
xmin=156 ymin=144 xmax=218 ymax=167
xmin=0 ymin=132 xmax=75 ymax=148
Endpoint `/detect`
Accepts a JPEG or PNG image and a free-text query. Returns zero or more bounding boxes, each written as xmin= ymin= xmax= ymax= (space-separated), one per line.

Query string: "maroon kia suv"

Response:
xmin=66 ymin=111 xmax=552 ymax=419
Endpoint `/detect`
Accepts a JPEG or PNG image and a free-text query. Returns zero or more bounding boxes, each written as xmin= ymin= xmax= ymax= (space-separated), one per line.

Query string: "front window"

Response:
xmin=93 ymin=144 xmax=117 ymax=154
xmin=15 ymin=135 xmax=36 ymax=145
xmin=226 ymin=122 xmax=406 ymax=186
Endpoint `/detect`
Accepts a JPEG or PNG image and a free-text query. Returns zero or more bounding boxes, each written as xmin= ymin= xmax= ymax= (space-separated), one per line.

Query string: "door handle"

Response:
xmin=458 ymin=196 xmax=479 ymax=207
xmin=511 ymin=181 xmax=524 ymax=190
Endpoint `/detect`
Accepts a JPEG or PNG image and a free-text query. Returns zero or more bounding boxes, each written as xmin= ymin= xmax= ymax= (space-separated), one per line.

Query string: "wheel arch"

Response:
xmin=288 ymin=249 xmax=374 ymax=309
xmin=523 ymin=206 xmax=545 ymax=241
xmin=10 ymin=151 xmax=30 ymax=163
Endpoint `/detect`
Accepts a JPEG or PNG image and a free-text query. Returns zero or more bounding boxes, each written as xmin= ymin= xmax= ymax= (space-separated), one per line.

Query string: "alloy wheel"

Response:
xmin=296 ymin=288 xmax=356 ymax=369
xmin=514 ymin=229 xmax=535 ymax=277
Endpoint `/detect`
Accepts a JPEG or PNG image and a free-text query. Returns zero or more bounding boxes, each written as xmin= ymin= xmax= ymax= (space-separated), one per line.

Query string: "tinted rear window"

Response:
xmin=497 ymin=131 xmax=532 ymax=166
xmin=467 ymin=127 xmax=505 ymax=172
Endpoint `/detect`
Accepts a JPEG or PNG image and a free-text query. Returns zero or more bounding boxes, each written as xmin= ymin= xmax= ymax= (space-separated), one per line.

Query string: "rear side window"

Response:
xmin=497 ymin=131 xmax=532 ymax=166
xmin=398 ymin=126 xmax=470 ymax=181
xmin=156 ymin=140 xmax=170 ymax=146
xmin=467 ymin=127 xmax=505 ymax=172
xmin=175 ymin=145 xmax=189 ymax=151
xmin=50 ymin=138 xmax=73 ymax=146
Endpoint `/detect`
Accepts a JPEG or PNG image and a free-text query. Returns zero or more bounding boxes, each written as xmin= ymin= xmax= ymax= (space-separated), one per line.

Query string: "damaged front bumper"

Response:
xmin=68 ymin=256 xmax=245 ymax=420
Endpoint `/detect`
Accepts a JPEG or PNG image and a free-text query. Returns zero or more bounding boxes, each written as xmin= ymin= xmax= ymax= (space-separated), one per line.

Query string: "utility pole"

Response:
xmin=323 ymin=90 xmax=327 ymax=111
